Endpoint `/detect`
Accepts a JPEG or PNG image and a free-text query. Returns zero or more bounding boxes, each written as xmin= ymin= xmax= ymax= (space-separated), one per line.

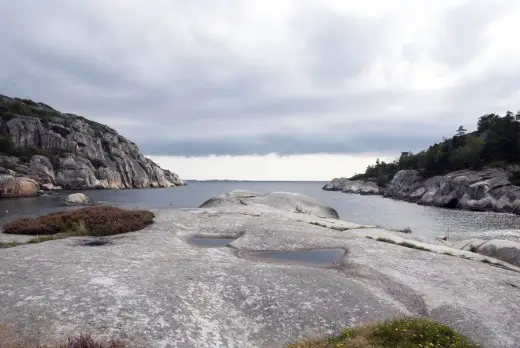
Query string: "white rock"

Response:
xmin=65 ymin=192 xmax=90 ymax=205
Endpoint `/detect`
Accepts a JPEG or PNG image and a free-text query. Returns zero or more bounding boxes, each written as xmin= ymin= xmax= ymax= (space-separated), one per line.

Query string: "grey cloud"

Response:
xmin=139 ymin=120 xmax=450 ymax=156
xmin=434 ymin=2 xmax=511 ymax=68
xmin=0 ymin=1 xmax=519 ymax=157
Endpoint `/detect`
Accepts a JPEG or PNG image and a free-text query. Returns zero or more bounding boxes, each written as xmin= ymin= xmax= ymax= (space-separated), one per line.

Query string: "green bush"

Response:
xmin=289 ymin=317 xmax=479 ymax=348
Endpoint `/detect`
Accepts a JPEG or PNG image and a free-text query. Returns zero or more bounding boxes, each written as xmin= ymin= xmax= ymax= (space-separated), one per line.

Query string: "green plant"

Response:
xmin=289 ymin=317 xmax=479 ymax=348
xmin=0 ymin=241 xmax=23 ymax=248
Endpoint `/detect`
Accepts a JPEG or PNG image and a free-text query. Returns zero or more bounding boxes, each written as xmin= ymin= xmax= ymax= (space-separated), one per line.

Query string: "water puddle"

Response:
xmin=243 ymin=248 xmax=345 ymax=268
xmin=189 ymin=236 xmax=236 ymax=248
xmin=80 ymin=239 xmax=112 ymax=247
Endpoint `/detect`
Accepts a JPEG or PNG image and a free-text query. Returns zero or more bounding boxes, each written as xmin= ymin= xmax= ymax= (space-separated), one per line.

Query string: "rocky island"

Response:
xmin=0 ymin=95 xmax=184 ymax=198
xmin=1 ymin=190 xmax=519 ymax=347
xmin=324 ymin=111 xmax=520 ymax=215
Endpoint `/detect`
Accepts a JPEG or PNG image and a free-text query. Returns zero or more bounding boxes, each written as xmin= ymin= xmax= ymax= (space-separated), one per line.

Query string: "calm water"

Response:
xmin=1 ymin=181 xmax=520 ymax=241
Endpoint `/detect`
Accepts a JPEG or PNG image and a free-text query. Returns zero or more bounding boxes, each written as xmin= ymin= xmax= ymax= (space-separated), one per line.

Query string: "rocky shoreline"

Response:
xmin=1 ymin=190 xmax=519 ymax=347
xmin=324 ymin=166 xmax=520 ymax=215
xmin=0 ymin=95 xmax=184 ymax=198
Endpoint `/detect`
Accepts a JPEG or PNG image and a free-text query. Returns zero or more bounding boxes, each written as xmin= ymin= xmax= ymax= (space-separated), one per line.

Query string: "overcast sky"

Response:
xmin=1 ymin=0 xmax=520 ymax=180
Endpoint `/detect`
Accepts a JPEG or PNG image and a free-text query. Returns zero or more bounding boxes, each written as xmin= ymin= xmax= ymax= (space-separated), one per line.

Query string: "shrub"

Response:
xmin=289 ymin=317 xmax=479 ymax=348
xmin=2 ymin=206 xmax=155 ymax=236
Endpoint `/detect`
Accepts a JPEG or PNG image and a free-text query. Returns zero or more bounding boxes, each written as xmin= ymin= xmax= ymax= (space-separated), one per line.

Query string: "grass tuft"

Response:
xmin=392 ymin=227 xmax=412 ymax=234
xmin=288 ymin=317 xmax=479 ymax=348
xmin=370 ymin=237 xmax=433 ymax=252
xmin=0 ymin=241 xmax=23 ymax=248
xmin=397 ymin=241 xmax=431 ymax=252
xmin=308 ymin=221 xmax=350 ymax=231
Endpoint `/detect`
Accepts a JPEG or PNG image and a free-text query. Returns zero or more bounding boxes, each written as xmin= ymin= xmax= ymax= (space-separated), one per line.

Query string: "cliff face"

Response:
xmin=0 ymin=95 xmax=184 ymax=197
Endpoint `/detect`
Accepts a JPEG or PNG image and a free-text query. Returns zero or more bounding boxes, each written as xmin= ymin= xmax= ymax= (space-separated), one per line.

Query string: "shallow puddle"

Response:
xmin=80 ymin=239 xmax=112 ymax=247
xmin=244 ymin=248 xmax=345 ymax=267
xmin=189 ymin=236 xmax=236 ymax=247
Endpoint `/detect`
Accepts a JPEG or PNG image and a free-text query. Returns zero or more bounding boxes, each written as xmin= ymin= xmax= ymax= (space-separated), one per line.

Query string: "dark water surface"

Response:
xmin=244 ymin=248 xmax=346 ymax=267
xmin=1 ymin=181 xmax=520 ymax=241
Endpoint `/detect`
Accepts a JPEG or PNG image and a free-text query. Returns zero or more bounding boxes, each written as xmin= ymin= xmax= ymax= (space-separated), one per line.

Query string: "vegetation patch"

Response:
xmin=366 ymin=236 xmax=432 ymax=252
xmin=350 ymin=111 xmax=520 ymax=185
xmin=393 ymin=227 xmax=412 ymax=234
xmin=308 ymin=221 xmax=350 ymax=231
xmin=2 ymin=206 xmax=154 ymax=237
xmin=288 ymin=317 xmax=479 ymax=348
xmin=0 ymin=241 xmax=23 ymax=248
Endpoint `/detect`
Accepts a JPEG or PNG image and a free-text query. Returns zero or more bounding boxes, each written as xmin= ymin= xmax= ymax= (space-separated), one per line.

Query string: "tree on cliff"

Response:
xmin=350 ymin=110 xmax=520 ymax=185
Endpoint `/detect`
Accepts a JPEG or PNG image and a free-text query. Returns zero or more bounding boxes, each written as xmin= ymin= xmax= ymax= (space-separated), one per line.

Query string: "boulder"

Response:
xmin=322 ymin=177 xmax=350 ymax=191
xmin=342 ymin=180 xmax=380 ymax=195
xmin=0 ymin=174 xmax=40 ymax=198
xmin=65 ymin=192 xmax=90 ymax=205
xmin=200 ymin=190 xmax=340 ymax=219
xmin=453 ymin=238 xmax=520 ymax=267
xmin=384 ymin=170 xmax=423 ymax=199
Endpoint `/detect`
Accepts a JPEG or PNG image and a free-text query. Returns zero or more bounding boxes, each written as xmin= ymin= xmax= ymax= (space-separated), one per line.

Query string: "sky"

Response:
xmin=1 ymin=0 xmax=520 ymax=180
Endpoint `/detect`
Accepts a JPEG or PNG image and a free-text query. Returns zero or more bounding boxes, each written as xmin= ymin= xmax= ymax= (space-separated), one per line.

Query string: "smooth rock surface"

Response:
xmin=0 ymin=95 xmax=184 ymax=197
xmin=452 ymin=238 xmax=520 ymax=267
xmin=1 ymin=191 xmax=519 ymax=348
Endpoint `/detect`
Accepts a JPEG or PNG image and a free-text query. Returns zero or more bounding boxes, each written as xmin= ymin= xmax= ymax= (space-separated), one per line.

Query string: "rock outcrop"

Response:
xmin=0 ymin=95 xmax=184 ymax=198
xmin=452 ymin=238 xmax=520 ymax=267
xmin=0 ymin=174 xmax=40 ymax=198
xmin=324 ymin=166 xmax=520 ymax=215
xmin=1 ymin=191 xmax=520 ymax=347
xmin=383 ymin=167 xmax=520 ymax=214
xmin=322 ymin=178 xmax=380 ymax=195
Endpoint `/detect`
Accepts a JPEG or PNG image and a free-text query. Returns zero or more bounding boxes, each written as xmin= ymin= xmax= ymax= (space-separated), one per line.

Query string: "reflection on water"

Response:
xmin=1 ymin=182 xmax=520 ymax=242
xmin=244 ymin=248 xmax=345 ymax=267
